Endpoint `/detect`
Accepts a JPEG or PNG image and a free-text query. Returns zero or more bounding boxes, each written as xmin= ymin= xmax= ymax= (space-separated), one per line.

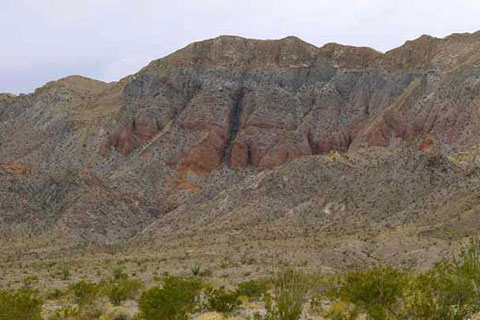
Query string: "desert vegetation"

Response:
xmin=0 ymin=238 xmax=480 ymax=319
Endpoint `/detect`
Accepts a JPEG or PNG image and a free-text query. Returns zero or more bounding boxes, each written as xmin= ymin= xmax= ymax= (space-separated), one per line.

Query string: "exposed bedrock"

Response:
xmin=23 ymin=34 xmax=479 ymax=177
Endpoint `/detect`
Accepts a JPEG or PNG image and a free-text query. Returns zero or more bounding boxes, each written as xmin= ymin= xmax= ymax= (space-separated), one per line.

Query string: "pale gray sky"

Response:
xmin=1 ymin=0 xmax=480 ymax=94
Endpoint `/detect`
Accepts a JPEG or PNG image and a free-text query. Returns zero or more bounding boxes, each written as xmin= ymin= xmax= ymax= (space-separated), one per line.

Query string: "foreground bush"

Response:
xmin=326 ymin=266 xmax=407 ymax=320
xmin=402 ymin=237 xmax=480 ymax=319
xmin=0 ymin=288 xmax=42 ymax=320
xmin=138 ymin=276 xmax=202 ymax=320
xmin=102 ymin=306 xmax=134 ymax=320
xmin=48 ymin=304 xmax=104 ymax=320
xmin=235 ymin=279 xmax=270 ymax=299
xmin=102 ymin=277 xmax=143 ymax=306
xmin=324 ymin=236 xmax=480 ymax=320
xmin=262 ymin=270 xmax=311 ymax=320
xmin=204 ymin=286 xmax=241 ymax=313
xmin=69 ymin=280 xmax=99 ymax=307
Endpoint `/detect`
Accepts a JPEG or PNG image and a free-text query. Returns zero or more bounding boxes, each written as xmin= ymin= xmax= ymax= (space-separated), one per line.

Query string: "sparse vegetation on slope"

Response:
xmin=0 ymin=237 xmax=479 ymax=319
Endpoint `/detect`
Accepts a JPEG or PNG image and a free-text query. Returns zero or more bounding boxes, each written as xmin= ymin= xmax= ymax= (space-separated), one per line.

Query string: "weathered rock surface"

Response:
xmin=101 ymin=32 xmax=480 ymax=175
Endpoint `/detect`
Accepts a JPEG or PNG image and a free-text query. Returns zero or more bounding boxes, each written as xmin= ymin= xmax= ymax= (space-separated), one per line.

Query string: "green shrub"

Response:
xmin=45 ymin=288 xmax=65 ymax=300
xmin=61 ymin=264 xmax=71 ymax=280
xmin=111 ymin=266 xmax=128 ymax=281
xmin=104 ymin=306 xmax=134 ymax=320
xmin=50 ymin=304 xmax=103 ymax=320
xmin=236 ymin=279 xmax=270 ymax=299
xmin=327 ymin=266 xmax=407 ymax=320
xmin=22 ymin=276 xmax=39 ymax=289
xmin=263 ymin=270 xmax=311 ymax=320
xmin=204 ymin=286 xmax=241 ymax=313
xmin=51 ymin=305 xmax=80 ymax=319
xmin=138 ymin=276 xmax=202 ymax=320
xmin=191 ymin=262 xmax=201 ymax=276
xmin=402 ymin=237 xmax=480 ymax=319
xmin=69 ymin=279 xmax=99 ymax=306
xmin=402 ymin=270 xmax=463 ymax=320
xmin=0 ymin=288 xmax=43 ymax=320
xmin=324 ymin=300 xmax=359 ymax=320
xmin=320 ymin=237 xmax=480 ymax=320
xmin=102 ymin=278 xmax=143 ymax=306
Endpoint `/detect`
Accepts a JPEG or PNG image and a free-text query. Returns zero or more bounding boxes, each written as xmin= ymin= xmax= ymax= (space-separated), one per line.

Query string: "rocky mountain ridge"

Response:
xmin=2 ymin=31 xmax=480 ymax=269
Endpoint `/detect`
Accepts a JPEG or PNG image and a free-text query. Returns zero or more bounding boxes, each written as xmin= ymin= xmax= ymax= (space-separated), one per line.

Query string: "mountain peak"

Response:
xmin=33 ymin=75 xmax=107 ymax=96
xmin=382 ymin=31 xmax=480 ymax=70
xmin=0 ymin=93 xmax=16 ymax=99
xmin=318 ymin=42 xmax=383 ymax=68
xmin=143 ymin=35 xmax=318 ymax=71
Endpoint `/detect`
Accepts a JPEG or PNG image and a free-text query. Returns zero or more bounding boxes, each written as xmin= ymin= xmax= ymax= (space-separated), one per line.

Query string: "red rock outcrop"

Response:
xmin=97 ymin=32 xmax=480 ymax=178
xmin=0 ymin=163 xmax=28 ymax=176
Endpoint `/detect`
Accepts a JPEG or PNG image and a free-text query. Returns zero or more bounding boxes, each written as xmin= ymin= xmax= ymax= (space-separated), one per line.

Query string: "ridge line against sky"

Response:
xmin=1 ymin=0 xmax=480 ymax=94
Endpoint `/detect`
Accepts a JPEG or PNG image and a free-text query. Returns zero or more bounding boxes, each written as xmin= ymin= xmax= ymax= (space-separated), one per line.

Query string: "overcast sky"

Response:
xmin=1 ymin=0 xmax=480 ymax=94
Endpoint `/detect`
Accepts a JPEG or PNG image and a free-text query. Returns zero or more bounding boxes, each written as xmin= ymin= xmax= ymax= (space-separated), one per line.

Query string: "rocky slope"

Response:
xmin=1 ymin=31 xmax=480 ymax=269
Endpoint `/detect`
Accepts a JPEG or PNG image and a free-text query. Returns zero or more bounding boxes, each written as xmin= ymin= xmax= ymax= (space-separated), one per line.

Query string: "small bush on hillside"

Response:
xmin=101 ymin=277 xmax=143 ymax=306
xmin=69 ymin=279 xmax=99 ymax=306
xmin=137 ymin=276 xmax=202 ymax=320
xmin=45 ymin=288 xmax=65 ymax=300
xmin=402 ymin=269 xmax=465 ymax=320
xmin=204 ymin=286 xmax=241 ymax=313
xmin=103 ymin=306 xmax=134 ymax=320
xmin=263 ymin=270 xmax=311 ymax=320
xmin=0 ymin=288 xmax=43 ymax=320
xmin=402 ymin=237 xmax=480 ymax=319
xmin=49 ymin=304 xmax=103 ymax=320
xmin=327 ymin=266 xmax=407 ymax=320
xmin=321 ymin=237 xmax=480 ymax=320
xmin=111 ymin=266 xmax=128 ymax=281
xmin=236 ymin=279 xmax=270 ymax=299
xmin=50 ymin=305 xmax=81 ymax=319
xmin=61 ymin=264 xmax=71 ymax=280
xmin=324 ymin=300 xmax=359 ymax=320
xmin=191 ymin=262 xmax=201 ymax=276
xmin=22 ymin=276 xmax=39 ymax=289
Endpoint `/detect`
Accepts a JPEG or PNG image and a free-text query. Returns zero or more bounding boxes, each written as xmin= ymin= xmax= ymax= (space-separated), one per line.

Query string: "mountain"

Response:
xmin=1 ymin=32 xmax=480 ymax=271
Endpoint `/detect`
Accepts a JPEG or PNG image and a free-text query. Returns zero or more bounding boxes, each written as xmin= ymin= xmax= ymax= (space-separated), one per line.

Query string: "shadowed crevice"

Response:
xmin=307 ymin=131 xmax=318 ymax=155
xmin=222 ymin=87 xmax=245 ymax=166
